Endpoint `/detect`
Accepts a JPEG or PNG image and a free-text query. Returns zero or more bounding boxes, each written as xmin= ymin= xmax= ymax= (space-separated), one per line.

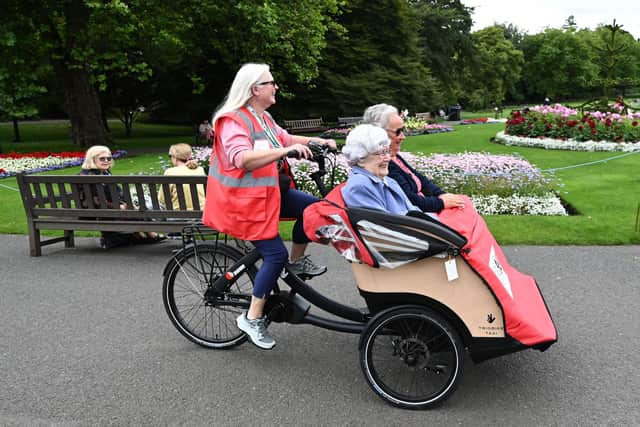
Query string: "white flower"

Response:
xmin=495 ymin=131 xmax=640 ymax=152
xmin=471 ymin=193 xmax=567 ymax=216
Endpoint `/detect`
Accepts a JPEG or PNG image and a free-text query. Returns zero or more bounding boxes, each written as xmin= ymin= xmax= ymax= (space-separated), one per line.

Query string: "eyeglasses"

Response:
xmin=386 ymin=127 xmax=405 ymax=136
xmin=97 ymin=156 xmax=113 ymax=162
xmin=371 ymin=149 xmax=391 ymax=158
xmin=256 ymin=80 xmax=277 ymax=87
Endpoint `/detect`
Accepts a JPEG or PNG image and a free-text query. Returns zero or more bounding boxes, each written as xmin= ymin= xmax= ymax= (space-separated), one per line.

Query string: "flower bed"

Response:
xmin=188 ymin=147 xmax=565 ymax=215
xmin=494 ymin=131 xmax=640 ymax=152
xmin=504 ymin=104 xmax=640 ymax=146
xmin=319 ymin=128 xmax=351 ymax=139
xmin=0 ymin=150 xmax=127 ymax=178
xmin=471 ymin=193 xmax=567 ymax=216
xmin=402 ymin=116 xmax=453 ymax=135
xmin=319 ymin=116 xmax=455 ymax=139
xmin=292 ymin=151 xmax=564 ymax=216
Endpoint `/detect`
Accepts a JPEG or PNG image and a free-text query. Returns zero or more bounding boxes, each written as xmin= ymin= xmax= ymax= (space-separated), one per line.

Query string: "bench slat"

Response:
xmin=31 ymin=208 xmax=203 ymax=219
xmin=283 ymin=117 xmax=324 ymax=132
xmin=33 ymin=183 xmax=45 ymax=208
xmin=190 ymin=183 xmax=201 ymax=210
xmin=148 ymin=183 xmax=161 ymax=210
xmin=134 ymin=183 xmax=146 ymax=210
xmin=33 ymin=219 xmax=195 ymax=233
xmin=44 ymin=182 xmax=57 ymax=208
xmin=57 ymin=183 xmax=71 ymax=209
xmin=337 ymin=116 xmax=363 ymax=126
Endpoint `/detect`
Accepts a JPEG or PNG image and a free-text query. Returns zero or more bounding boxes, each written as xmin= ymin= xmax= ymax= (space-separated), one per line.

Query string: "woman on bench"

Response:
xmin=79 ymin=145 xmax=163 ymax=249
xmin=159 ymin=143 xmax=206 ymax=211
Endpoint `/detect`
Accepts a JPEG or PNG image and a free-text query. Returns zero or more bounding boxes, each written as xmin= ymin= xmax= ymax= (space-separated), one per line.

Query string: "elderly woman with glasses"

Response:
xmin=79 ymin=145 xmax=122 ymax=209
xmin=341 ymin=124 xmax=420 ymax=215
xmin=79 ymin=145 xmax=162 ymax=249
xmin=78 ymin=145 xmax=132 ymax=249
xmin=362 ymin=103 xmax=466 ymax=212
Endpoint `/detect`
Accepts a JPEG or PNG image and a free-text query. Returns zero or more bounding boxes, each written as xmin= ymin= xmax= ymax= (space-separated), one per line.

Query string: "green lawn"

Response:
xmin=1 ymin=121 xmax=639 ymax=244
xmin=0 ymin=120 xmax=193 ymax=153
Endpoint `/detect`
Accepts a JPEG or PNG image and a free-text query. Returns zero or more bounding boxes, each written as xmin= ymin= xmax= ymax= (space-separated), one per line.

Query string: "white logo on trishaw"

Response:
xmin=489 ymin=245 xmax=513 ymax=298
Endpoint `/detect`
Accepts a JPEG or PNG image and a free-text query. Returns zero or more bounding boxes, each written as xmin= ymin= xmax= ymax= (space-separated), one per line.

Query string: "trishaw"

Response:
xmin=162 ymin=143 xmax=557 ymax=409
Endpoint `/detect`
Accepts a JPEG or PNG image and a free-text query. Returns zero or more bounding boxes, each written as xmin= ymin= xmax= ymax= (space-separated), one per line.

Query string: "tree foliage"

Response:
xmin=3 ymin=0 xmax=640 ymax=135
xmin=588 ymin=21 xmax=640 ymax=97
xmin=0 ymin=10 xmax=48 ymax=142
xmin=520 ymin=28 xmax=598 ymax=100
xmin=284 ymin=0 xmax=441 ymax=119
xmin=147 ymin=0 xmax=345 ymax=123
xmin=410 ymin=0 xmax=475 ymax=102
xmin=461 ymin=26 xmax=524 ymax=110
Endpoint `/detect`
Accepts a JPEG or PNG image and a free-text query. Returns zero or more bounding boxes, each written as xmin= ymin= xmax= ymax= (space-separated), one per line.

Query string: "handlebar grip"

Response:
xmin=286 ymin=149 xmax=301 ymax=158
xmin=308 ymin=140 xmax=337 ymax=155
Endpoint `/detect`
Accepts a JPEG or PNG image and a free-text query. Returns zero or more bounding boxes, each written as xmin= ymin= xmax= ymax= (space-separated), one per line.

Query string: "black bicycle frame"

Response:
xmin=209 ymin=244 xmax=368 ymax=333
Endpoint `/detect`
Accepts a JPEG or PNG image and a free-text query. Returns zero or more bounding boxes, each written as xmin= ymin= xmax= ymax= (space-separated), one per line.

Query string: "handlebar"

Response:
xmin=284 ymin=140 xmax=338 ymax=198
xmin=285 ymin=140 xmax=336 ymax=159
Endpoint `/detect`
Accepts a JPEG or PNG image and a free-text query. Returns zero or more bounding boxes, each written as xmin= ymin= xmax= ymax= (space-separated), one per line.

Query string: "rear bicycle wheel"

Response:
xmin=163 ymin=243 xmax=257 ymax=349
xmin=359 ymin=305 xmax=465 ymax=409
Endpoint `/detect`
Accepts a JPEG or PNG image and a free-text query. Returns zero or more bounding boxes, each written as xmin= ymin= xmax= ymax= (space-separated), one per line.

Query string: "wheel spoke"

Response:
xmin=163 ymin=244 xmax=256 ymax=349
xmin=360 ymin=307 xmax=464 ymax=409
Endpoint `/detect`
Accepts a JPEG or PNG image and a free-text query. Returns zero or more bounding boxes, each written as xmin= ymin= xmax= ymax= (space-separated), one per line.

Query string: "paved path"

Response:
xmin=1 ymin=234 xmax=638 ymax=426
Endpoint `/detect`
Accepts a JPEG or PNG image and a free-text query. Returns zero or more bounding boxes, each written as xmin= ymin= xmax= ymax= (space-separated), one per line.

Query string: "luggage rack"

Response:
xmin=180 ymin=222 xmax=252 ymax=255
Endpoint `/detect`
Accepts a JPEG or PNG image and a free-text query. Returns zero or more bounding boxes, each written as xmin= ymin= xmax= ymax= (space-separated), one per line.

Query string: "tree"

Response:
xmin=496 ymin=22 xmax=527 ymax=49
xmin=410 ymin=0 xmax=475 ymax=103
xmin=0 ymin=11 xmax=47 ymax=142
xmin=2 ymin=1 xmax=199 ymax=146
xmin=147 ymin=0 xmax=346 ymax=123
xmin=461 ymin=26 xmax=524 ymax=110
xmin=521 ymin=28 xmax=598 ymax=100
xmin=589 ymin=20 xmax=640 ymax=99
xmin=563 ymin=15 xmax=577 ymax=31
xmin=285 ymin=0 xmax=441 ymax=119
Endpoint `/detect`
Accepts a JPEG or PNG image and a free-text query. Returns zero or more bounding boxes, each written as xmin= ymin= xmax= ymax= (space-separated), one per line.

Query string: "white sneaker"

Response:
xmin=236 ymin=312 xmax=275 ymax=350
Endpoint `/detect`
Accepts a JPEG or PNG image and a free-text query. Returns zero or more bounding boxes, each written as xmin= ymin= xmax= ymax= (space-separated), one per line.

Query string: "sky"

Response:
xmin=464 ymin=0 xmax=640 ymax=40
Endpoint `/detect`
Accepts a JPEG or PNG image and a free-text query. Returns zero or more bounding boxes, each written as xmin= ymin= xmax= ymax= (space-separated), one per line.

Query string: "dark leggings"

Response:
xmin=250 ymin=189 xmax=318 ymax=298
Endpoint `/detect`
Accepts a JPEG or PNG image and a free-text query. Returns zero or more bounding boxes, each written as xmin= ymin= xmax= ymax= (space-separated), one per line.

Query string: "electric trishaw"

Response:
xmin=162 ymin=143 xmax=557 ymax=409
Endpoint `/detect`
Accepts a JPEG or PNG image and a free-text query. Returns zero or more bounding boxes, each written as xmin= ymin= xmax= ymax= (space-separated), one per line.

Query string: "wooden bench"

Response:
xmin=283 ymin=117 xmax=325 ymax=133
xmin=337 ymin=116 xmax=363 ymax=127
xmin=17 ymin=173 xmax=208 ymax=256
xmin=415 ymin=112 xmax=433 ymax=121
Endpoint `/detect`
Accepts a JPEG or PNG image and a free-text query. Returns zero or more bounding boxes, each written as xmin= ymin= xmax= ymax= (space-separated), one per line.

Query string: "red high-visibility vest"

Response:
xmin=202 ymin=107 xmax=285 ymax=240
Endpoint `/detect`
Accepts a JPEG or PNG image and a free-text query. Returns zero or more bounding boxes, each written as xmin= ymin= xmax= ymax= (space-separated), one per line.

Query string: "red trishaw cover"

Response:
xmin=438 ymin=196 xmax=557 ymax=347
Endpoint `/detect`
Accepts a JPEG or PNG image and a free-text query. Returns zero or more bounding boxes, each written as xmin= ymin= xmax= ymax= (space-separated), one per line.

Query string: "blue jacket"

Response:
xmin=387 ymin=155 xmax=445 ymax=212
xmin=342 ymin=166 xmax=419 ymax=215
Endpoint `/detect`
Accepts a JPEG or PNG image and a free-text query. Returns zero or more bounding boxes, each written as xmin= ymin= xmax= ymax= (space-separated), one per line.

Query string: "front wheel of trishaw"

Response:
xmin=359 ymin=305 xmax=465 ymax=409
xmin=163 ymin=243 xmax=257 ymax=349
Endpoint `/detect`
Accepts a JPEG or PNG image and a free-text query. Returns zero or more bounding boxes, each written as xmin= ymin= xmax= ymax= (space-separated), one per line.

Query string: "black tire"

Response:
xmin=162 ymin=243 xmax=257 ymax=349
xmin=359 ymin=305 xmax=465 ymax=409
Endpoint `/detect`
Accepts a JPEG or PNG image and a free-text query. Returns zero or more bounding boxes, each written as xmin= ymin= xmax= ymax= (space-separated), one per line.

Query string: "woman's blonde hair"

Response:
xmin=169 ymin=143 xmax=199 ymax=169
xmin=81 ymin=145 xmax=113 ymax=169
xmin=212 ymin=63 xmax=270 ymax=126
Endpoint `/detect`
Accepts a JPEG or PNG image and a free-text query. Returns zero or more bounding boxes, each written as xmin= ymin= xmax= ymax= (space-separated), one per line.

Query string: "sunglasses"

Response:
xmin=386 ymin=127 xmax=405 ymax=136
xmin=256 ymin=80 xmax=277 ymax=87
xmin=97 ymin=156 xmax=113 ymax=162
